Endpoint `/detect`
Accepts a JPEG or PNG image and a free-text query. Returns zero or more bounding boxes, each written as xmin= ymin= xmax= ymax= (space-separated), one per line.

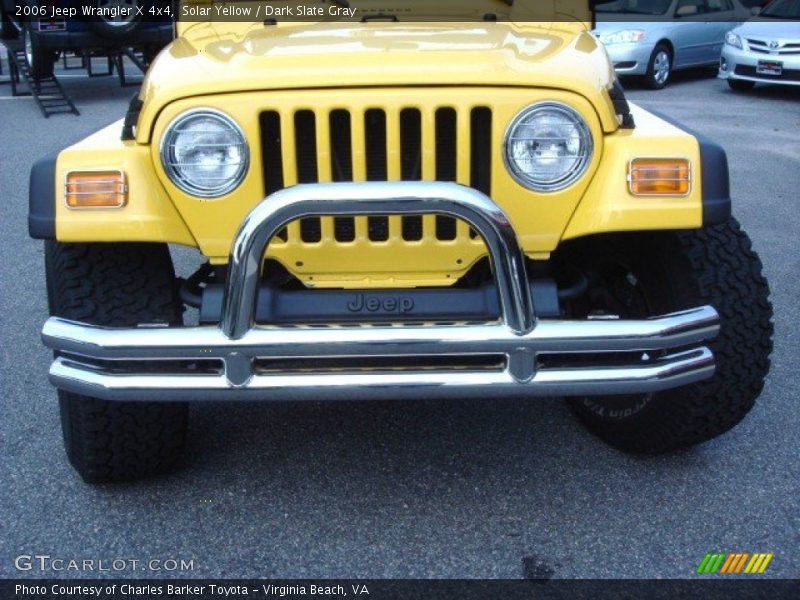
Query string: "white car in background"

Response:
xmin=594 ymin=0 xmax=752 ymax=89
xmin=719 ymin=0 xmax=800 ymax=90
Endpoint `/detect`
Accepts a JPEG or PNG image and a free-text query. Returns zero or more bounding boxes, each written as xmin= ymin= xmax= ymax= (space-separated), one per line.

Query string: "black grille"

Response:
xmin=735 ymin=65 xmax=800 ymax=82
xmin=259 ymin=105 xmax=494 ymax=244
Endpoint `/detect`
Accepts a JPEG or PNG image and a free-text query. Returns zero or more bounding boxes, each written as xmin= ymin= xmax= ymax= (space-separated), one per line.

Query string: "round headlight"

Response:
xmin=504 ymin=102 xmax=593 ymax=193
xmin=160 ymin=109 xmax=248 ymax=198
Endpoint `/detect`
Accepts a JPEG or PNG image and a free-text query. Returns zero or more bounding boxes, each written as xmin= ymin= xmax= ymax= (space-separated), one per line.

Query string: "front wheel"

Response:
xmin=561 ymin=219 xmax=772 ymax=454
xmin=46 ymin=242 xmax=188 ymax=483
xmin=643 ymin=43 xmax=672 ymax=90
xmin=23 ymin=22 xmax=56 ymax=79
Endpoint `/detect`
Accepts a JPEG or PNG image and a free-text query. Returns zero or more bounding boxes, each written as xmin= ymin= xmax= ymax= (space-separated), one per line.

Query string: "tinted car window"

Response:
xmin=761 ymin=0 xmax=800 ymax=18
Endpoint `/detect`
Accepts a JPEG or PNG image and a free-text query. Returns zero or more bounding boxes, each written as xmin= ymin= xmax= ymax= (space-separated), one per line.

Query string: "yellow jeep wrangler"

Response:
xmin=30 ymin=1 xmax=773 ymax=482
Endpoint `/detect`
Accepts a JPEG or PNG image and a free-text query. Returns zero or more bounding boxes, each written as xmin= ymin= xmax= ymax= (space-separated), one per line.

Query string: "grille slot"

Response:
xmin=260 ymin=110 xmax=284 ymax=195
xmin=470 ymin=107 xmax=492 ymax=196
xmin=435 ymin=107 xmax=457 ymax=182
xmin=294 ymin=110 xmax=318 ymax=184
xmin=402 ymin=216 xmax=423 ymax=241
xmin=334 ymin=217 xmax=355 ymax=242
xmin=300 ymin=218 xmax=322 ymax=243
xmin=436 ymin=216 xmax=457 ymax=241
xmin=400 ymin=108 xmax=422 ymax=181
xmin=329 ymin=110 xmax=353 ymax=182
xmin=365 ymin=109 xmax=388 ymax=181
xmin=368 ymin=216 xmax=389 ymax=241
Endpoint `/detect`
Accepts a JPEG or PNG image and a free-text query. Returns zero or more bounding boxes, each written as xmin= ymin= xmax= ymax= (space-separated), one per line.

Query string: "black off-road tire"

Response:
xmin=45 ymin=241 xmax=188 ymax=483
xmin=567 ymin=219 xmax=772 ymax=454
xmin=728 ymin=79 xmax=756 ymax=92
xmin=23 ymin=22 xmax=56 ymax=79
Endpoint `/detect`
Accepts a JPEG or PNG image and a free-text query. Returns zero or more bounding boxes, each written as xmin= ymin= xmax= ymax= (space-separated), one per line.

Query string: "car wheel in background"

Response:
xmin=728 ymin=79 xmax=756 ymax=92
xmin=23 ymin=22 xmax=56 ymax=79
xmin=88 ymin=0 xmax=145 ymax=39
xmin=643 ymin=43 xmax=672 ymax=90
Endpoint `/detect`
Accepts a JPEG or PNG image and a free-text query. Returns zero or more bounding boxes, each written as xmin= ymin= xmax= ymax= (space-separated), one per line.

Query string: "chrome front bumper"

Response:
xmin=42 ymin=182 xmax=720 ymax=402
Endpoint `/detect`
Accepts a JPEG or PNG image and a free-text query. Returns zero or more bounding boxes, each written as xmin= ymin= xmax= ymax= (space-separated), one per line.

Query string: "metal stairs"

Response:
xmin=4 ymin=40 xmax=79 ymax=118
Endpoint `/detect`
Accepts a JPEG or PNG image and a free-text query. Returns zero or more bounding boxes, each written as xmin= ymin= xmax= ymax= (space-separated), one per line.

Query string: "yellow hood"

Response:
xmin=137 ymin=22 xmax=618 ymax=141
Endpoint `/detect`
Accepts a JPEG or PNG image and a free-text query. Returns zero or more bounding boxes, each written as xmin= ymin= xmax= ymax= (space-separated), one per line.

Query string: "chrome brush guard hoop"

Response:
xmin=42 ymin=182 xmax=720 ymax=402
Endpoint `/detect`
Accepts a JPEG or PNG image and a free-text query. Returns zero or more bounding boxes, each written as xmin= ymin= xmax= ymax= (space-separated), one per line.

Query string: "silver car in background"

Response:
xmin=720 ymin=0 xmax=800 ymax=90
xmin=594 ymin=0 xmax=752 ymax=88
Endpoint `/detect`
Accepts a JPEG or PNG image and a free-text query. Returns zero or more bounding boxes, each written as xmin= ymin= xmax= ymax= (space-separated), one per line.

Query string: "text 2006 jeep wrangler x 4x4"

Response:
xmin=29 ymin=1 xmax=773 ymax=483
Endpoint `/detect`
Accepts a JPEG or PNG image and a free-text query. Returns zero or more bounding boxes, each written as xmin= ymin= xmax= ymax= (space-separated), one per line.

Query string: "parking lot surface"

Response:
xmin=1 ymin=60 xmax=799 ymax=578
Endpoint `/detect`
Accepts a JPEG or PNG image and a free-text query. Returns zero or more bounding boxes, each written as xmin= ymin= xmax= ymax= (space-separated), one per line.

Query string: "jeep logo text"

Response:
xmin=346 ymin=294 xmax=414 ymax=313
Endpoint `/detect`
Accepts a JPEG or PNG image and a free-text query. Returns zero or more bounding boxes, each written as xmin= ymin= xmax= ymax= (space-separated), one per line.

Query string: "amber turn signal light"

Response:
xmin=65 ymin=171 xmax=127 ymax=208
xmin=628 ymin=159 xmax=690 ymax=196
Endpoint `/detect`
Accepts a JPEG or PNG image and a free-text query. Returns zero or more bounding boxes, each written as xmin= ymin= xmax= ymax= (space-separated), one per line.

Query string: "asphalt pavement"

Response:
xmin=1 ymin=57 xmax=798 ymax=579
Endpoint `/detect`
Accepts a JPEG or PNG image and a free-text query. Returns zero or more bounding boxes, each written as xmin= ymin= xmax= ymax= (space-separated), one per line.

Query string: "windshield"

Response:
xmin=594 ymin=0 xmax=673 ymax=14
xmin=760 ymin=0 xmax=800 ymax=19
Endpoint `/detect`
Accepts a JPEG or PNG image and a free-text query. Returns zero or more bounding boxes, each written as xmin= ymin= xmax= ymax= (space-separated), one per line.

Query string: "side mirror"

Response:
xmin=750 ymin=6 xmax=761 ymax=16
xmin=676 ymin=5 xmax=700 ymax=17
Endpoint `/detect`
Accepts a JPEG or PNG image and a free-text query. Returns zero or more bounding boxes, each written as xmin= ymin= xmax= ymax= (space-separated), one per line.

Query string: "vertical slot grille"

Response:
xmin=402 ymin=216 xmax=423 ymax=241
xmin=365 ymin=109 xmax=387 ymax=181
xmin=294 ymin=110 xmax=318 ymax=184
xmin=470 ymin=107 xmax=492 ymax=196
xmin=334 ymin=217 xmax=355 ymax=242
xmin=294 ymin=110 xmax=320 ymax=242
xmin=258 ymin=103 xmax=493 ymax=248
xmin=435 ymin=216 xmax=457 ymax=241
xmin=329 ymin=110 xmax=353 ymax=182
xmin=400 ymin=108 xmax=422 ymax=181
xmin=435 ymin=108 xmax=457 ymax=182
xmin=260 ymin=110 xmax=284 ymax=195
xmin=368 ymin=216 xmax=389 ymax=241
xmin=300 ymin=219 xmax=322 ymax=243
xmin=259 ymin=111 xmax=287 ymax=242
xmin=435 ymin=108 xmax=459 ymax=241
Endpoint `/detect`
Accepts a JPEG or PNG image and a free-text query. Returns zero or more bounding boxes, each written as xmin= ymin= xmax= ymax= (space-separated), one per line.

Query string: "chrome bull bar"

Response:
xmin=42 ymin=182 xmax=720 ymax=402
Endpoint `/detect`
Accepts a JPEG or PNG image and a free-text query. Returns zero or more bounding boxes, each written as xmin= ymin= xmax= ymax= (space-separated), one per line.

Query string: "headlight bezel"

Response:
xmin=503 ymin=101 xmax=594 ymax=193
xmin=725 ymin=31 xmax=743 ymax=49
xmin=159 ymin=108 xmax=249 ymax=199
xmin=599 ymin=29 xmax=646 ymax=45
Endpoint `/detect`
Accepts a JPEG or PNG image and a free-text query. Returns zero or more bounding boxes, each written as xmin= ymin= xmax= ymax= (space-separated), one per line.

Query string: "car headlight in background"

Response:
xmin=160 ymin=109 xmax=248 ymax=198
xmin=599 ymin=30 xmax=645 ymax=45
xmin=725 ymin=32 xmax=743 ymax=49
xmin=504 ymin=102 xmax=593 ymax=193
